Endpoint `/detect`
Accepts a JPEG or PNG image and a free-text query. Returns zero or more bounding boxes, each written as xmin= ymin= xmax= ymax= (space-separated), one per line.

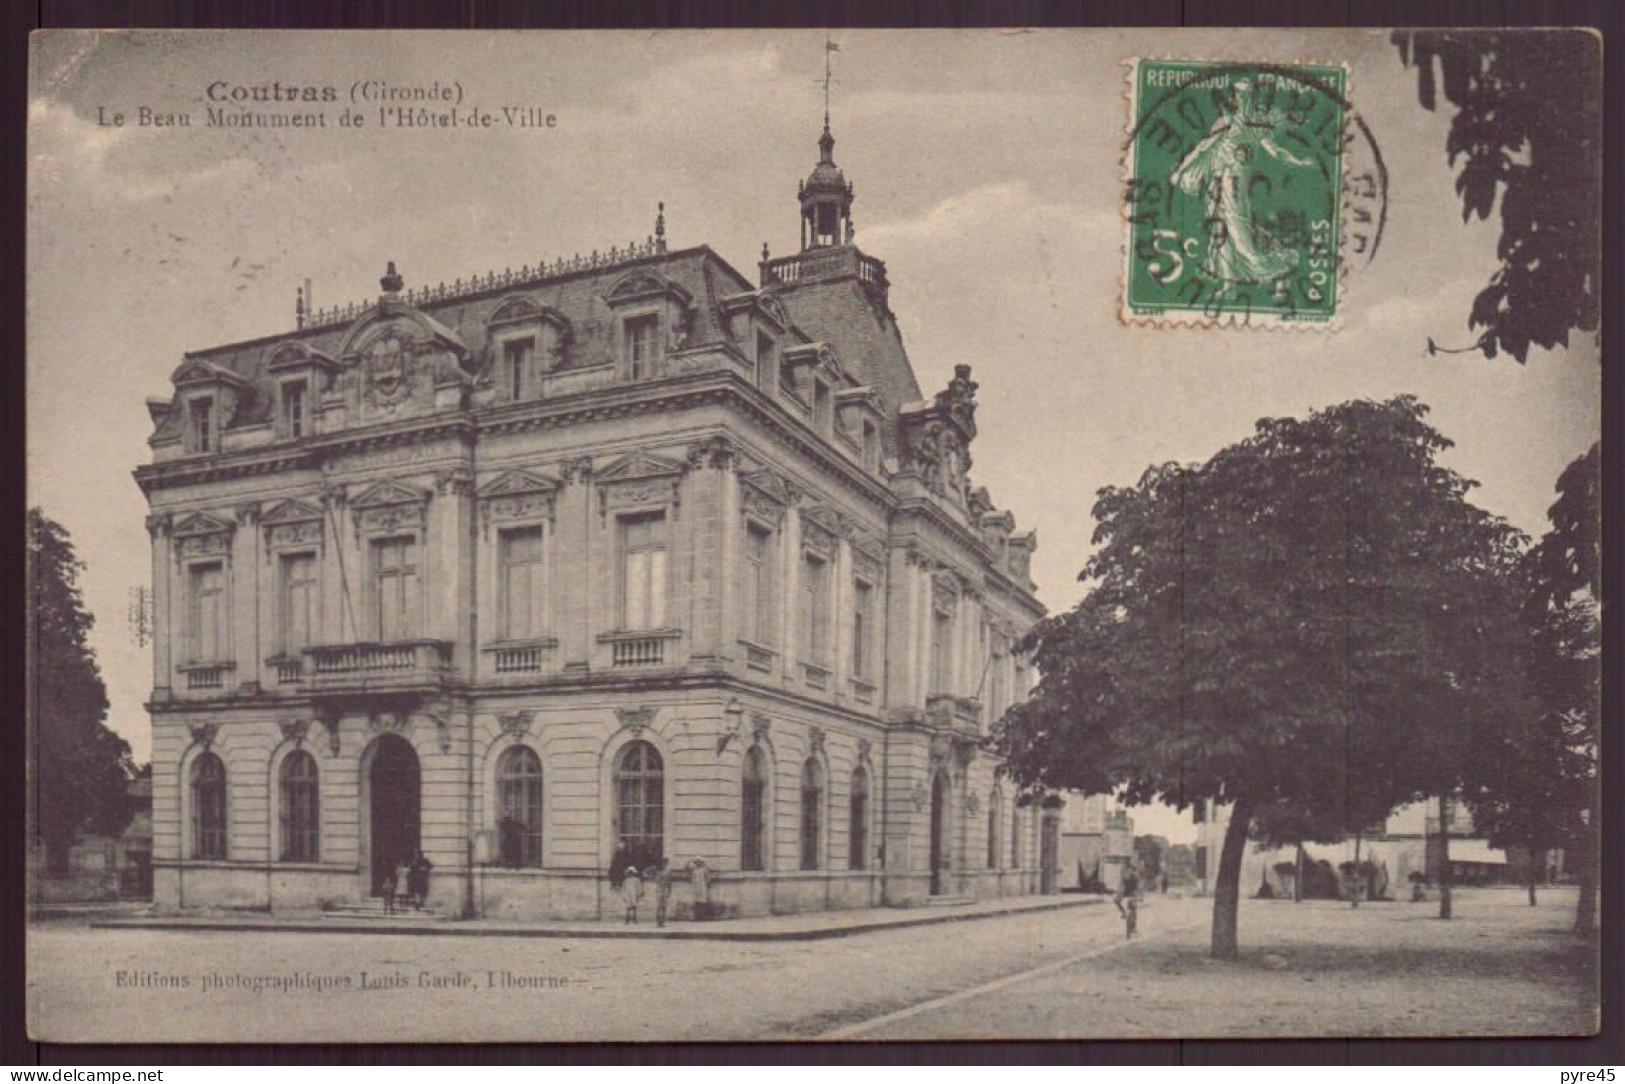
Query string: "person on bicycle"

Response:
xmin=1115 ymin=863 xmax=1142 ymax=939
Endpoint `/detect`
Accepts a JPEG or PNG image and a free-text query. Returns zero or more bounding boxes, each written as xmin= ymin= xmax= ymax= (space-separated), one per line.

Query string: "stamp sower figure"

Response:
xmin=650 ymin=858 xmax=674 ymax=927
xmin=622 ymin=863 xmax=643 ymax=924
xmin=1169 ymin=81 xmax=1314 ymax=290
xmin=381 ymin=863 xmax=399 ymax=916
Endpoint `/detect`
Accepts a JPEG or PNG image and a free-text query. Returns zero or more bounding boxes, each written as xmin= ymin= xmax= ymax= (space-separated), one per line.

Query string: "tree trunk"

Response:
xmin=1210 ymin=797 xmax=1254 ymax=960
xmin=1351 ymin=831 xmax=1363 ymax=909
xmin=1436 ymin=795 xmax=1453 ymax=920
xmin=1293 ymin=842 xmax=1304 ymax=903
xmin=1574 ymin=799 xmax=1597 ymax=935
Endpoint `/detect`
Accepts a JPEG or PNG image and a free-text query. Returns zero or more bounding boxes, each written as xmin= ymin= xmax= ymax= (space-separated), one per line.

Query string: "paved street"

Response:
xmin=28 ymin=888 xmax=1594 ymax=1043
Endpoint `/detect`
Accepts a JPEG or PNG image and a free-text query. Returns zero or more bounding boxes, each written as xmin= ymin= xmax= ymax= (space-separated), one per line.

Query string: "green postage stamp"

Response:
xmin=1123 ymin=59 xmax=1350 ymax=328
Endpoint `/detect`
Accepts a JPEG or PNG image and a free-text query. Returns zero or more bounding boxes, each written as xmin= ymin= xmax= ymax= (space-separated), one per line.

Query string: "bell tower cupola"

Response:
xmin=798 ymin=117 xmax=854 ymax=250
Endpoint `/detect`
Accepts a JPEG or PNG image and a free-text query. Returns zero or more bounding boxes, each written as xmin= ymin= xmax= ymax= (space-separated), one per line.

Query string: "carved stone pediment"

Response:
xmin=172 ymin=511 xmax=235 ymax=558
xmin=263 ymin=498 xmax=323 ymax=525
xmin=171 ymin=358 xmax=248 ymax=389
xmin=480 ymin=468 xmax=560 ymax=500
xmin=596 ymin=449 xmax=685 ymax=484
xmin=596 ymin=449 xmax=686 ymax=519
xmin=487 ymin=294 xmax=543 ymax=325
xmin=172 ymin=511 xmax=235 ymax=539
xmin=351 ymin=479 xmax=430 ymax=539
xmin=479 ymin=469 xmax=559 ymax=533
xmin=262 ymin=499 xmax=324 ymax=550
xmin=267 ymin=341 xmax=339 ymax=374
xmin=189 ymin=721 xmax=219 ymax=749
xmin=351 ymin=478 xmax=431 ymax=510
xmin=603 ymin=269 xmax=692 ymax=308
xmin=739 ymin=467 xmax=794 ymax=528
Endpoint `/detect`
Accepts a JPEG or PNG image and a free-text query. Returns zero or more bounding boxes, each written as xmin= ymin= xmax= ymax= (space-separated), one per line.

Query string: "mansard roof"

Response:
xmin=165 ymin=246 xmax=761 ymax=433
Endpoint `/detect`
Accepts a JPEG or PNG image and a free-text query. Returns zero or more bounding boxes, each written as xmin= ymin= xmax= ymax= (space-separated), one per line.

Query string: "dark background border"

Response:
xmin=4 ymin=0 xmax=1619 ymax=1068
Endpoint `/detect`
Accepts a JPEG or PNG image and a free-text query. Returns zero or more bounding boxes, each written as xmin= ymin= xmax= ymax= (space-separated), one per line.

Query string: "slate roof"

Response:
xmin=159 ymin=246 xmax=761 ymax=436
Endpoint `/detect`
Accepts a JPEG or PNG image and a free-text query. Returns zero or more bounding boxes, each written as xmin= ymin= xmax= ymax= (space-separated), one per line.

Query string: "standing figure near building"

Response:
xmin=408 ymin=850 xmax=433 ymax=909
xmin=650 ymin=858 xmax=673 ymax=927
xmin=622 ymin=864 xmax=643 ymax=924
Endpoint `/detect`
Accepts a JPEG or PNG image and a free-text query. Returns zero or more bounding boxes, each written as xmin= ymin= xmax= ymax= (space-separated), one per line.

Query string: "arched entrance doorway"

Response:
xmin=366 ymin=734 xmax=421 ymax=896
xmin=929 ymin=770 xmax=951 ymax=895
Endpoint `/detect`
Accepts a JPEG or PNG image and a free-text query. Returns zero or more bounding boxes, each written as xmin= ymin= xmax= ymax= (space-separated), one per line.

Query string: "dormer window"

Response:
xmin=756 ymin=331 xmax=775 ymax=390
xmin=280 ymin=381 xmax=307 ymax=440
xmin=626 ymin=315 xmax=660 ymax=379
xmin=862 ymin=419 xmax=880 ymax=470
xmin=813 ymin=380 xmax=832 ymax=433
xmin=189 ymin=397 xmax=215 ymax=454
xmin=504 ymin=336 xmax=535 ymax=400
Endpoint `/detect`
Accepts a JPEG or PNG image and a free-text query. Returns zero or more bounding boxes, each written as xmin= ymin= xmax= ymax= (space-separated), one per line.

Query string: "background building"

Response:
xmin=135 ymin=121 xmax=1050 ymax=920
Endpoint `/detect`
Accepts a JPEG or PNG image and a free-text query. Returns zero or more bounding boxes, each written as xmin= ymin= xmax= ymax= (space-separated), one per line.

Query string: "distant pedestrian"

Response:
xmin=622 ymin=864 xmax=643 ymax=924
xmin=408 ymin=851 xmax=433 ymax=909
xmin=1159 ymin=872 xmax=1168 ymax=894
xmin=688 ymin=857 xmax=711 ymax=919
xmin=381 ymin=865 xmax=399 ymax=915
xmin=1115 ymin=865 xmax=1141 ymax=939
xmin=609 ymin=839 xmax=633 ymax=891
xmin=649 ymin=859 xmax=674 ymax=927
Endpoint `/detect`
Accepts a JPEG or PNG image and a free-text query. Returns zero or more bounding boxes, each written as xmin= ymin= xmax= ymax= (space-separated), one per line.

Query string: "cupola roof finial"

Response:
xmin=380 ymin=261 xmax=404 ymax=296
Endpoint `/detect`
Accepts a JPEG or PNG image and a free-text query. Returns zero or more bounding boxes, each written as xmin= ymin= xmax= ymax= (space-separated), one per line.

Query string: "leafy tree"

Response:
xmin=1393 ymin=31 xmax=1601 ymax=363
xmin=28 ymin=508 xmax=133 ymax=872
xmin=997 ymin=397 xmax=1525 ymax=958
xmin=1467 ymin=444 xmax=1599 ymax=929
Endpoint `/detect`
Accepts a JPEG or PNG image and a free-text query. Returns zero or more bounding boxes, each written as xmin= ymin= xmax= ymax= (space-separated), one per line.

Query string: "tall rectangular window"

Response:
xmin=801 ymin=551 xmax=829 ymax=664
xmin=931 ymin=611 xmax=954 ymax=695
xmin=742 ymin=522 xmax=774 ymax=644
xmin=187 ymin=562 xmax=226 ymax=661
xmin=504 ymin=337 xmax=534 ymax=400
xmin=189 ymin=397 xmax=214 ymax=453
xmin=499 ymin=525 xmax=546 ymax=640
xmin=625 ymin=315 xmax=659 ymax=379
xmin=279 ymin=552 xmax=317 ymax=655
xmin=619 ymin=513 xmax=667 ymax=630
xmin=371 ymin=537 xmax=419 ymax=641
xmin=281 ymin=381 xmax=307 ymax=439
xmin=813 ymin=381 xmax=832 ymax=432
xmin=852 ymin=578 xmax=874 ymax=679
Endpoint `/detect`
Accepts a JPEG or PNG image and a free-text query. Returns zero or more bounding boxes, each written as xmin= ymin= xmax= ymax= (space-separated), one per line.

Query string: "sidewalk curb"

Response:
xmin=90 ymin=895 xmax=1107 ymax=942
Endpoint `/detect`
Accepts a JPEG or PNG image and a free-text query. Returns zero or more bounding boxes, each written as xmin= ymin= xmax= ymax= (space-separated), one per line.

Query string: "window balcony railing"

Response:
xmin=304 ymin=640 xmax=454 ymax=690
xmin=800 ymin=660 xmax=831 ymax=691
xmin=182 ymin=664 xmax=231 ymax=691
xmin=485 ymin=639 xmax=557 ymax=676
xmin=738 ymin=640 xmax=777 ymax=673
xmin=599 ymin=628 xmax=681 ymax=668
xmin=268 ymin=657 xmax=304 ymax=686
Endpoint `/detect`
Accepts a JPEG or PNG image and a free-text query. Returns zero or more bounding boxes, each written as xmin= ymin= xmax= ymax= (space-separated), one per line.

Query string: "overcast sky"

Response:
xmin=29 ymin=30 xmax=1599 ymax=845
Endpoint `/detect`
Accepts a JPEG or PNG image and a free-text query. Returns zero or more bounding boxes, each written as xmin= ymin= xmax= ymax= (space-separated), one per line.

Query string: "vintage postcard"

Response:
xmin=26 ymin=29 xmax=1601 ymax=1043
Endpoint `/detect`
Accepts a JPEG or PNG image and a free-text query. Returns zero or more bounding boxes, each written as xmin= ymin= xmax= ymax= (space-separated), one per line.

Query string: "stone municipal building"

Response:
xmin=136 ymin=121 xmax=1052 ymax=920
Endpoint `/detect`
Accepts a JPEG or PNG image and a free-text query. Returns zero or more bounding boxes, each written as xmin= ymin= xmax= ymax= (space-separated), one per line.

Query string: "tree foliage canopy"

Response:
xmin=1394 ymin=31 xmax=1601 ymax=363
xmin=996 ymin=396 xmax=1526 ymax=836
xmin=29 ymin=508 xmax=133 ymax=865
